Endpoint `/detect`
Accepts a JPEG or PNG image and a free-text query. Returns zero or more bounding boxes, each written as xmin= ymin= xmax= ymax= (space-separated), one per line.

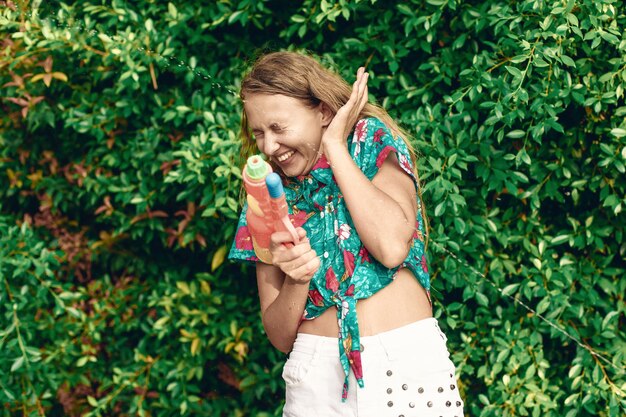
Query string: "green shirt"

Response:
xmin=229 ymin=117 xmax=430 ymax=401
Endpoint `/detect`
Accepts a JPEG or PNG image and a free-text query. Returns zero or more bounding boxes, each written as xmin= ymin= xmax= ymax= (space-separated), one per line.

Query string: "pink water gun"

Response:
xmin=243 ymin=155 xmax=300 ymax=264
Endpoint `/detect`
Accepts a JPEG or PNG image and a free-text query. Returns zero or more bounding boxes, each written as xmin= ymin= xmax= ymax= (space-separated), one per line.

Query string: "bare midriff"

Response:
xmin=298 ymin=268 xmax=432 ymax=337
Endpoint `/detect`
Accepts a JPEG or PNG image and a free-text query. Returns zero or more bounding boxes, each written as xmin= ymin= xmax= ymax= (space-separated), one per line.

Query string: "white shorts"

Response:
xmin=282 ymin=317 xmax=465 ymax=417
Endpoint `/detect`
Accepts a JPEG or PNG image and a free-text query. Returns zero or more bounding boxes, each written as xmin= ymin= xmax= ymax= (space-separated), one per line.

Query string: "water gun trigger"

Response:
xmin=281 ymin=217 xmax=300 ymax=247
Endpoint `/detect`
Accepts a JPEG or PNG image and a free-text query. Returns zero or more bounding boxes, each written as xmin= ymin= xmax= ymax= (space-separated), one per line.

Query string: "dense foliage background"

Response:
xmin=1 ymin=0 xmax=625 ymax=416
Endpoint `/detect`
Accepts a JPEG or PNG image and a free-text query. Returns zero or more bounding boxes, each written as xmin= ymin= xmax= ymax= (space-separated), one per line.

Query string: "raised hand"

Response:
xmin=322 ymin=67 xmax=369 ymax=151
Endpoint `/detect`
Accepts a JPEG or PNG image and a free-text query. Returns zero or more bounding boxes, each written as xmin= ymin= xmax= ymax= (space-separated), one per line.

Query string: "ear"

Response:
xmin=318 ymin=102 xmax=334 ymax=127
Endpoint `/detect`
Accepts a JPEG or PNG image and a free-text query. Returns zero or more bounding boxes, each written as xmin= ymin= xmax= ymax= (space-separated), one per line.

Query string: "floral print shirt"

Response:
xmin=228 ymin=117 xmax=430 ymax=401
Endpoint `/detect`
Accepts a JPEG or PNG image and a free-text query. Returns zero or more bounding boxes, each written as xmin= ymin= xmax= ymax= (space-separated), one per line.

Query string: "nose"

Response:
xmin=262 ymin=133 xmax=280 ymax=156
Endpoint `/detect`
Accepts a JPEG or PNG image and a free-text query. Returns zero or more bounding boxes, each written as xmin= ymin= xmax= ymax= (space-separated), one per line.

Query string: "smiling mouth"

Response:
xmin=276 ymin=151 xmax=295 ymax=162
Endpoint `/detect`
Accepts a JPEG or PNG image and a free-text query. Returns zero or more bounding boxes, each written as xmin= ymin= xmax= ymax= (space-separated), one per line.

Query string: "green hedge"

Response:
xmin=1 ymin=0 xmax=624 ymax=416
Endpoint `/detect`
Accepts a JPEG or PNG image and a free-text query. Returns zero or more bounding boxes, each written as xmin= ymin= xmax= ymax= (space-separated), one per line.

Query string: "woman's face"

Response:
xmin=244 ymin=93 xmax=330 ymax=177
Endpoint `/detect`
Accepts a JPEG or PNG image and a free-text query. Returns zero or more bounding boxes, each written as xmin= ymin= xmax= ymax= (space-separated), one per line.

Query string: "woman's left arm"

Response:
xmin=325 ymin=142 xmax=417 ymax=268
xmin=322 ymin=68 xmax=417 ymax=268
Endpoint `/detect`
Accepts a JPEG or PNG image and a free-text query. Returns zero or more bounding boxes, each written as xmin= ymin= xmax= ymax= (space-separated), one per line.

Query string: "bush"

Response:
xmin=1 ymin=0 xmax=624 ymax=416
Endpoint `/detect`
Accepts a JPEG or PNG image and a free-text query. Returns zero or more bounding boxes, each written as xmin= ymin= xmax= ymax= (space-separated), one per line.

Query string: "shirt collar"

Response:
xmin=293 ymin=154 xmax=333 ymax=185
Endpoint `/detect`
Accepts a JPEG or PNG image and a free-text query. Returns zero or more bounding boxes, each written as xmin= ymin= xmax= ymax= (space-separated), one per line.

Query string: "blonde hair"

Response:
xmin=238 ymin=50 xmax=429 ymax=238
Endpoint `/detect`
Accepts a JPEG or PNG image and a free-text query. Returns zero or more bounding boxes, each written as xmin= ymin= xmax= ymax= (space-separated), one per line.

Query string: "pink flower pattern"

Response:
xmin=235 ymin=226 xmax=254 ymax=251
xmin=343 ymin=250 xmax=355 ymax=279
xmin=308 ymin=289 xmax=325 ymax=307
xmin=325 ymin=267 xmax=339 ymax=292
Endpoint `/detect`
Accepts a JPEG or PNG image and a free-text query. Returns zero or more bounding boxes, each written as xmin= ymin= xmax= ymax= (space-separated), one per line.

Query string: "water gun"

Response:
xmin=243 ymin=155 xmax=300 ymax=264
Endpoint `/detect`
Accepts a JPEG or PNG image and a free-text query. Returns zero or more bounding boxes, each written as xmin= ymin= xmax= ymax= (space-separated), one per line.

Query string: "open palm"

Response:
xmin=322 ymin=67 xmax=370 ymax=149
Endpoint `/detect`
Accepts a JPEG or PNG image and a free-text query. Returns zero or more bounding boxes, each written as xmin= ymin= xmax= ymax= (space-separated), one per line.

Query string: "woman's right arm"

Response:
xmin=256 ymin=228 xmax=320 ymax=353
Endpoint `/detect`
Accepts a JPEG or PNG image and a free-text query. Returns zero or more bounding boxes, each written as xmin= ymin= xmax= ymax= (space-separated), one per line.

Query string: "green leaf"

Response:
xmin=228 ymin=10 xmax=245 ymax=24
xmin=568 ymin=364 xmax=582 ymax=378
xmin=10 ymin=356 xmax=25 ymax=372
xmin=168 ymin=3 xmax=178 ymax=18
xmin=506 ymin=130 xmax=526 ymax=139
xmin=602 ymin=311 xmax=619 ymax=330
xmin=505 ymin=65 xmax=523 ymax=78
xmin=536 ymin=298 xmax=550 ymax=315
xmin=599 ymin=30 xmax=619 ymax=44
xmin=560 ymin=55 xmax=576 ymax=67
xmin=551 ymin=235 xmax=570 ymax=245
xmin=501 ymin=283 xmax=520 ymax=296
xmin=610 ymin=128 xmax=626 ymax=138
xmin=434 ymin=201 xmax=446 ymax=216
xmin=397 ymin=4 xmax=413 ymax=16
xmin=476 ymin=292 xmax=489 ymax=307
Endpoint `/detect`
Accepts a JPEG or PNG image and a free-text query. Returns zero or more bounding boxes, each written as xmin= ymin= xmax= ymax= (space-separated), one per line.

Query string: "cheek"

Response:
xmin=289 ymin=124 xmax=322 ymax=153
xmin=307 ymin=131 xmax=323 ymax=149
xmin=255 ymin=138 xmax=262 ymax=149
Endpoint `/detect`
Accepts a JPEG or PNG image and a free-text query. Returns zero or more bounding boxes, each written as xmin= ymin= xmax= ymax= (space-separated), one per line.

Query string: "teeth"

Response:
xmin=276 ymin=151 xmax=294 ymax=162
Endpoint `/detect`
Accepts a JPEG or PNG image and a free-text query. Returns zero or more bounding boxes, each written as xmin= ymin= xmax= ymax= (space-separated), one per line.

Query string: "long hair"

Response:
xmin=238 ymin=51 xmax=429 ymax=240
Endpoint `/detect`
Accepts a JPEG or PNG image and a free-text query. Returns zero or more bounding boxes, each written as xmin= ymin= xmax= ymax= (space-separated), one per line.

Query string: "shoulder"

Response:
xmin=352 ymin=117 xmax=388 ymax=141
xmin=349 ymin=117 xmax=415 ymax=180
xmin=349 ymin=117 xmax=390 ymax=161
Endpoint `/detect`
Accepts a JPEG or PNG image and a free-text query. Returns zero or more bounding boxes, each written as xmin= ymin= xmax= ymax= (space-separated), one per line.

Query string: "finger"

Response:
xmin=350 ymin=69 xmax=366 ymax=100
xmin=354 ymin=74 xmax=368 ymax=108
xmin=270 ymin=230 xmax=300 ymax=245
xmin=295 ymin=227 xmax=307 ymax=239
xmin=346 ymin=72 xmax=368 ymax=122
xmin=356 ymin=66 xmax=365 ymax=81
xmin=348 ymin=68 xmax=365 ymax=99
xmin=348 ymin=79 xmax=360 ymax=105
xmin=344 ymin=80 xmax=364 ymax=118
xmin=275 ymin=247 xmax=319 ymax=273
xmin=358 ymin=77 xmax=369 ymax=109
xmin=357 ymin=71 xmax=368 ymax=97
xmin=274 ymin=250 xmax=316 ymax=276
xmin=357 ymin=67 xmax=366 ymax=83
xmin=272 ymin=240 xmax=315 ymax=264
xmin=288 ymin=255 xmax=321 ymax=279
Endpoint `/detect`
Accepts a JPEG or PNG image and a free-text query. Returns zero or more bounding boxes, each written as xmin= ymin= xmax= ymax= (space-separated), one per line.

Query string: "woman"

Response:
xmin=229 ymin=50 xmax=464 ymax=417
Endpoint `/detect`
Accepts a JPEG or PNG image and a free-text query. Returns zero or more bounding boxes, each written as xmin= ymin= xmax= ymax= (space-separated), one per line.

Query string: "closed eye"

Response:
xmin=270 ymin=123 xmax=284 ymax=132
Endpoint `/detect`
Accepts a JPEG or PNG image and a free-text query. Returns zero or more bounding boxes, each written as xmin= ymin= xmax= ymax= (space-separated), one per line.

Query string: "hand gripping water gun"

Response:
xmin=243 ymin=155 xmax=300 ymax=264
